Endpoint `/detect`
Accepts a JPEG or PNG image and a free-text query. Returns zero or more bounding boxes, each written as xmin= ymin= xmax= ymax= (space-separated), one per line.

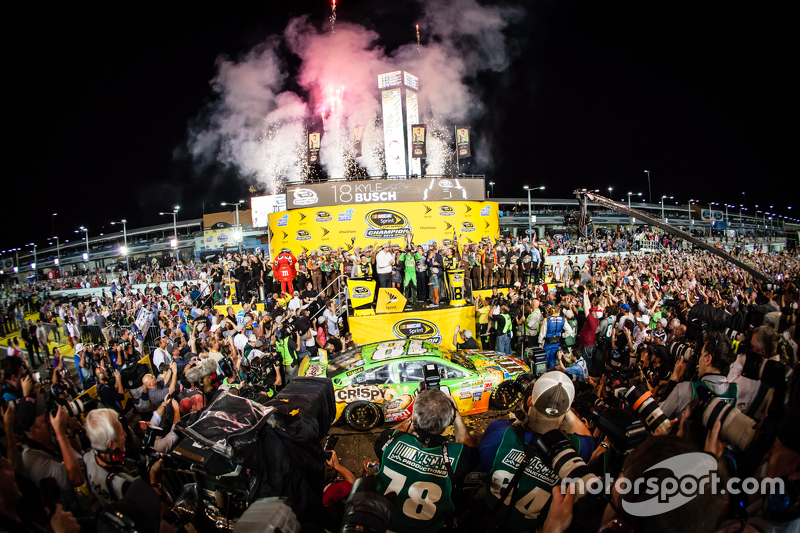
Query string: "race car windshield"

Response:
xmin=447 ymin=351 xmax=477 ymax=372
xmin=328 ymin=347 xmax=365 ymax=373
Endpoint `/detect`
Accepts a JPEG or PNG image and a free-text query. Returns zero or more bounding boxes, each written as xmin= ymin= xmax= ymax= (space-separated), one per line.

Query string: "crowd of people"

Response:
xmin=0 ymin=229 xmax=797 ymax=532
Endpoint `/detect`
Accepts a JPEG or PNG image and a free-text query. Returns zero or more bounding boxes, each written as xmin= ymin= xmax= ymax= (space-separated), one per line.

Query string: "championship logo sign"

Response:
xmin=461 ymin=221 xmax=476 ymax=232
xmin=315 ymin=211 xmax=332 ymax=222
xmin=347 ymin=279 xmax=377 ymax=309
xmin=439 ymin=205 xmax=455 ymax=217
xmin=291 ymin=188 xmax=318 ymax=206
xmin=318 ymin=245 xmax=333 ymax=253
xmin=364 ymin=209 xmax=411 ymax=239
xmin=392 ymin=318 xmax=442 ymax=343
xmin=296 ymin=229 xmax=312 ymax=241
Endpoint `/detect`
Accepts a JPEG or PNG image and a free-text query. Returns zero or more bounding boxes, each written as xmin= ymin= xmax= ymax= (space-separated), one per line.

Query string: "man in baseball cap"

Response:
xmin=480 ymin=371 xmax=592 ymax=531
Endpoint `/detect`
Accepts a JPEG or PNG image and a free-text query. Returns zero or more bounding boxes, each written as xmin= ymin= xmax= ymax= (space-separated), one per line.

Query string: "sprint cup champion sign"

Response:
xmin=267 ymin=200 xmax=499 ymax=257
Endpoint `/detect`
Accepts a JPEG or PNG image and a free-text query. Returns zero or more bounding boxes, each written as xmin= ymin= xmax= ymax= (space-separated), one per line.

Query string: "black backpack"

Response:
xmin=119 ymin=362 xmax=149 ymax=389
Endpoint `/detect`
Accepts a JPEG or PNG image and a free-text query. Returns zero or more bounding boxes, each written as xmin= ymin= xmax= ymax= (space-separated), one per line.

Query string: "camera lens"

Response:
xmin=624 ymin=385 xmax=672 ymax=435
xmin=340 ymin=477 xmax=396 ymax=533
xmin=668 ymin=340 xmax=693 ymax=362
xmin=694 ymin=387 xmax=756 ymax=450
xmin=534 ymin=429 xmax=598 ymax=498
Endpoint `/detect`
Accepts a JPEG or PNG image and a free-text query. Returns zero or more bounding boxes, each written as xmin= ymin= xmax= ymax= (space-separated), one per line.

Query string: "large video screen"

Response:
xmin=251 ymin=194 xmax=287 ymax=227
xmin=285 ymin=177 xmax=485 ymax=210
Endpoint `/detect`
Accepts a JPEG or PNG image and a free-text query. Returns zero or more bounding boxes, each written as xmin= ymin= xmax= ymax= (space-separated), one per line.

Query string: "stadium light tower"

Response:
xmin=159 ymin=206 xmax=180 ymax=259
xmin=627 ymin=192 xmax=642 ymax=235
xmin=523 ymin=186 xmax=545 ymax=241
xmin=660 ymin=196 xmax=673 ymax=221
xmin=75 ymin=226 xmax=90 ymax=270
xmin=111 ymin=219 xmax=129 ymax=273
xmin=221 ymin=201 xmax=245 ymax=253
xmin=48 ymin=236 xmax=60 ymax=277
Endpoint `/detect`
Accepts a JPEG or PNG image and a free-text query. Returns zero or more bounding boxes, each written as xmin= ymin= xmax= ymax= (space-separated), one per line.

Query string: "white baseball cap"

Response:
xmin=530 ymin=371 xmax=575 ymax=417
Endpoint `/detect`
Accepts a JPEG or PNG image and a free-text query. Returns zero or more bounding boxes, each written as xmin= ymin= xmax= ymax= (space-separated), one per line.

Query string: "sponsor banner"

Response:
xmin=353 ymin=125 xmax=364 ymax=158
xmin=456 ymin=126 xmax=471 ymax=159
xmin=285 ymin=178 xmax=485 ymax=209
xmin=268 ymin=200 xmax=499 ymax=257
xmin=700 ymin=208 xmax=724 ymax=223
xmin=411 ymin=123 xmax=427 ymax=159
xmin=251 ymin=194 xmax=287 ymax=227
xmin=349 ymin=305 xmax=476 ymax=350
xmin=406 ymin=91 xmax=421 ymax=175
xmin=203 ymin=223 xmax=237 ymax=250
xmin=376 ymin=288 xmax=407 ymax=314
xmin=308 ymin=130 xmax=321 ymax=165
xmin=381 ymin=88 xmax=406 ymax=176
xmin=347 ymin=279 xmax=377 ymax=309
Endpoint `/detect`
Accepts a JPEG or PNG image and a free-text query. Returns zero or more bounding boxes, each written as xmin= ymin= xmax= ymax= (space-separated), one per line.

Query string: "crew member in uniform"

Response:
xmin=469 ymin=249 xmax=481 ymax=294
xmin=374 ymin=390 xmax=478 ymax=533
xmin=310 ymin=251 xmax=324 ymax=293
xmin=356 ymin=253 xmax=373 ymax=280
xmin=482 ymin=243 xmax=496 ymax=289
xmin=442 ymin=245 xmax=458 ymax=303
xmin=539 ymin=307 xmax=565 ymax=370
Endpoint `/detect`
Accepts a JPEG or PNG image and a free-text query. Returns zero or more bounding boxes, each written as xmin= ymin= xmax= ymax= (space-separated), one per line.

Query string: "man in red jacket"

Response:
xmin=578 ymin=289 xmax=601 ymax=375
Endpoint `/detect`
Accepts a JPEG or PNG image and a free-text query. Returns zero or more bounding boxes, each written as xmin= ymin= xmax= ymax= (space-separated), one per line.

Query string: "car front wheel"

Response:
xmin=490 ymin=380 xmax=519 ymax=410
xmin=344 ymin=401 xmax=384 ymax=431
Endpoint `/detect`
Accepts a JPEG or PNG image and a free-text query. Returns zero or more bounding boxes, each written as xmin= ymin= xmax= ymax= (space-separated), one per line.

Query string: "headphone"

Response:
xmin=94 ymin=447 xmax=125 ymax=465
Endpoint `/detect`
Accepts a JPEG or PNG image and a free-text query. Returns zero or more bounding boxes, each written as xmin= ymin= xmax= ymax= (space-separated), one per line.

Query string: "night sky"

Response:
xmin=4 ymin=1 xmax=795 ymax=252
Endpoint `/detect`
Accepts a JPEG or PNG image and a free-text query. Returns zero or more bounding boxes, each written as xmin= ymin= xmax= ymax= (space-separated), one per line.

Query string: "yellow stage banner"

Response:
xmin=347 ymin=279 xmax=377 ymax=309
xmin=349 ymin=306 xmax=476 ymax=350
xmin=375 ymin=288 xmax=407 ymax=313
xmin=267 ymin=200 xmax=499 ymax=257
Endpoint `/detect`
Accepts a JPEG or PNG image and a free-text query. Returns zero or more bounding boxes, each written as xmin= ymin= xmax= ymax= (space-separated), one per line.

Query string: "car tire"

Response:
xmin=490 ymin=380 xmax=519 ymax=410
xmin=344 ymin=401 xmax=384 ymax=431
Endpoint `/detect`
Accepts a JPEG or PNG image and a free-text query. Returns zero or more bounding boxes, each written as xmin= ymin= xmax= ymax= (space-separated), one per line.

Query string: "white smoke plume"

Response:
xmin=185 ymin=0 xmax=522 ymax=190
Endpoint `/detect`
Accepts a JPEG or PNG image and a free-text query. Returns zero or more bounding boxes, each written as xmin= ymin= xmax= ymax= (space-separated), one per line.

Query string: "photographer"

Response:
xmin=18 ymin=397 xmax=84 ymax=490
xmin=373 ymin=389 xmax=478 ymax=533
xmin=542 ymin=436 xmax=727 ymax=533
xmin=480 ymin=372 xmax=584 ymax=532
xmin=727 ymin=325 xmax=780 ymax=418
xmin=453 ymin=325 xmax=477 ymax=350
xmin=1 ymin=358 xmax=26 ymax=403
xmin=84 ymin=408 xmax=163 ymax=507
xmin=660 ymin=332 xmax=736 ymax=419
xmin=128 ymin=362 xmax=178 ymax=414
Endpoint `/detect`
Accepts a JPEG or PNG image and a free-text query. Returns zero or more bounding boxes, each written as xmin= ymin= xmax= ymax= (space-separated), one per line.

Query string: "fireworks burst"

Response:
xmin=424 ymin=113 xmax=454 ymax=176
xmin=416 ymin=24 xmax=421 ymax=56
xmin=330 ymin=0 xmax=337 ymax=36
